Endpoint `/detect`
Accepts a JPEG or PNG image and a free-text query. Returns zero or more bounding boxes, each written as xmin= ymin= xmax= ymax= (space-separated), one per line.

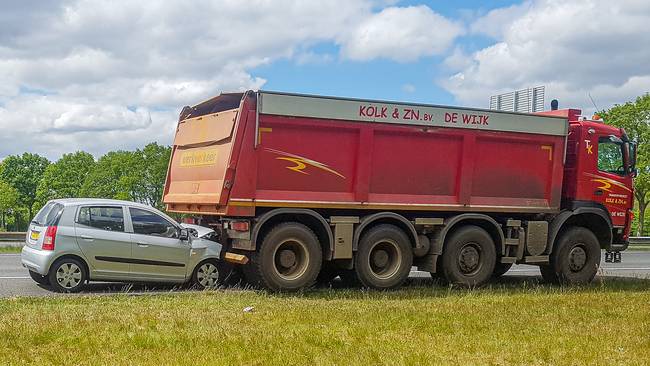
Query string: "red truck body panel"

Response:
xmin=164 ymin=91 xmax=569 ymax=216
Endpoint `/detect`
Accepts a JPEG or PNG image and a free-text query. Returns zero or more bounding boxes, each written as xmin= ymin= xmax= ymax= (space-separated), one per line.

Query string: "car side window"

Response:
xmin=129 ymin=208 xmax=179 ymax=238
xmin=77 ymin=206 xmax=125 ymax=232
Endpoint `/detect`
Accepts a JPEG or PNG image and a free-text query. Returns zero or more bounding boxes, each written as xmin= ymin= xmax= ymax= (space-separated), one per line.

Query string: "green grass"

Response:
xmin=0 ymin=246 xmax=22 ymax=254
xmin=1 ymin=279 xmax=650 ymax=365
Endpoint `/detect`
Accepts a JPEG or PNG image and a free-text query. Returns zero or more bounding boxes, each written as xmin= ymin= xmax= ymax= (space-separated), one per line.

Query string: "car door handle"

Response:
xmin=80 ymin=235 xmax=94 ymax=241
xmin=137 ymin=242 xmax=149 ymax=247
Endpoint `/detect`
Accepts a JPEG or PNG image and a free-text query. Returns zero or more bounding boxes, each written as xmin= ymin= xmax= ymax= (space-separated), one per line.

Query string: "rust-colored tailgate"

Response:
xmin=164 ymin=109 xmax=238 ymax=207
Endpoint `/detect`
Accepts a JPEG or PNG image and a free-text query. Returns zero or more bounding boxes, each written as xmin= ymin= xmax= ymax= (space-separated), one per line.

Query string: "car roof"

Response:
xmin=49 ymin=198 xmax=155 ymax=210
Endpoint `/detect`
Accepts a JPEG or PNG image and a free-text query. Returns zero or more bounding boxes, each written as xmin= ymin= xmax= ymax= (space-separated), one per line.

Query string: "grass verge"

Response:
xmin=0 ymin=246 xmax=22 ymax=254
xmin=1 ymin=278 xmax=650 ymax=365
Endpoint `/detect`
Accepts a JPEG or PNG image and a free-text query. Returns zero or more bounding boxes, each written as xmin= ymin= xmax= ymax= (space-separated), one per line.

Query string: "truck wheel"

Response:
xmin=441 ymin=225 xmax=496 ymax=287
xmin=492 ymin=262 xmax=513 ymax=278
xmin=540 ymin=227 xmax=600 ymax=285
xmin=354 ymin=225 xmax=413 ymax=290
xmin=246 ymin=222 xmax=322 ymax=291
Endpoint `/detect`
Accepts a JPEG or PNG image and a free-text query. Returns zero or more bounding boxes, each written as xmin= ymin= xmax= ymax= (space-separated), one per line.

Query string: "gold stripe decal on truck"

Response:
xmin=264 ymin=148 xmax=346 ymax=179
xmin=180 ymin=148 xmax=219 ymax=167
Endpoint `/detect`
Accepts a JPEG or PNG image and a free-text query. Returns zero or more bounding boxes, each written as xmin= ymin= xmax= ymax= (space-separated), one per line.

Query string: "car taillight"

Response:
xmin=230 ymin=221 xmax=250 ymax=232
xmin=42 ymin=226 xmax=57 ymax=250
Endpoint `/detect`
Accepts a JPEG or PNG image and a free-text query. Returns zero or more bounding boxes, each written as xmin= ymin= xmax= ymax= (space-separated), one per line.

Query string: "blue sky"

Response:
xmin=1 ymin=0 xmax=648 ymax=159
xmin=257 ymin=0 xmax=520 ymax=106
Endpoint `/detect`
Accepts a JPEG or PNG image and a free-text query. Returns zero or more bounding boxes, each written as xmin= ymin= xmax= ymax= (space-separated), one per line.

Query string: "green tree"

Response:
xmin=0 ymin=153 xmax=50 ymax=220
xmin=0 ymin=180 xmax=19 ymax=230
xmin=132 ymin=143 xmax=172 ymax=209
xmin=35 ymin=151 xmax=96 ymax=208
xmin=80 ymin=151 xmax=140 ymax=200
xmin=600 ymin=93 xmax=650 ymax=235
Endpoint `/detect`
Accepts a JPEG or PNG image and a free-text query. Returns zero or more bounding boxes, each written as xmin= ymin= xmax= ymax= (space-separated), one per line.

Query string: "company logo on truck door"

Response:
xmin=264 ymin=148 xmax=345 ymax=179
xmin=584 ymin=173 xmax=632 ymax=193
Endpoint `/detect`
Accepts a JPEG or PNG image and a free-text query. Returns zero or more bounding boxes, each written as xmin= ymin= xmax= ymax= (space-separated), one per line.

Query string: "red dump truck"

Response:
xmin=163 ymin=91 xmax=637 ymax=291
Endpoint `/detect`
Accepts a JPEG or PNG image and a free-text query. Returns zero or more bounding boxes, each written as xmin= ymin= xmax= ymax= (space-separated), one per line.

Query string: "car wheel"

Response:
xmin=541 ymin=227 xmax=600 ymax=285
xmin=441 ymin=225 xmax=496 ymax=287
xmin=29 ymin=270 xmax=50 ymax=285
xmin=48 ymin=258 xmax=87 ymax=293
xmin=354 ymin=225 xmax=413 ymax=290
xmin=193 ymin=260 xmax=221 ymax=290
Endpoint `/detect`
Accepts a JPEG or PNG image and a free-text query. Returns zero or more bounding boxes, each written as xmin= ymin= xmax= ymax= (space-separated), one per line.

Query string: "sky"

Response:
xmin=1 ymin=0 xmax=649 ymax=160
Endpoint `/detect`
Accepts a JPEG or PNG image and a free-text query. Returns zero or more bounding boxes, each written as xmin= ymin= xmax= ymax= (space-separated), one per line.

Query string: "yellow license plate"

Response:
xmin=30 ymin=231 xmax=40 ymax=240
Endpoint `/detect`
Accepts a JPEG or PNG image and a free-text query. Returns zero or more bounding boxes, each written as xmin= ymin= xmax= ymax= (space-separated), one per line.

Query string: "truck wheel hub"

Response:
xmin=278 ymin=249 xmax=297 ymax=268
xmin=458 ymin=245 xmax=480 ymax=273
xmin=368 ymin=240 xmax=401 ymax=279
xmin=372 ymin=250 xmax=389 ymax=268
xmin=569 ymin=246 xmax=587 ymax=271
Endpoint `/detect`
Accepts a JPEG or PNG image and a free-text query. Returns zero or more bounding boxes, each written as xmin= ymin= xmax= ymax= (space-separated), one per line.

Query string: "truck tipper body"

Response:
xmin=163 ymin=91 xmax=636 ymax=291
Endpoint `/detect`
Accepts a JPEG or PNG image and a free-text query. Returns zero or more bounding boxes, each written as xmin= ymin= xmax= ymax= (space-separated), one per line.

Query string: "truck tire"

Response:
xmin=492 ymin=262 xmax=513 ymax=278
xmin=441 ymin=225 xmax=496 ymax=287
xmin=245 ymin=222 xmax=322 ymax=291
xmin=354 ymin=224 xmax=413 ymax=290
xmin=540 ymin=227 xmax=600 ymax=285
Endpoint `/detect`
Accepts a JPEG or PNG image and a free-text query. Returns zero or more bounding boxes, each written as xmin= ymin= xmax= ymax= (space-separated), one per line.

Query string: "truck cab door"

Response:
xmin=590 ymin=133 xmax=634 ymax=227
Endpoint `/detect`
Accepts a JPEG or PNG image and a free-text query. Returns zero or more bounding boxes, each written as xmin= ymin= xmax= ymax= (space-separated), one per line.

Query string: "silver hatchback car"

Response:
xmin=21 ymin=198 xmax=224 ymax=292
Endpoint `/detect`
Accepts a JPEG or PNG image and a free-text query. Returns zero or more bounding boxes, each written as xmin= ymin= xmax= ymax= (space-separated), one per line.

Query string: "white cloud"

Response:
xmin=402 ymin=84 xmax=416 ymax=93
xmin=2 ymin=0 xmax=465 ymax=159
xmin=442 ymin=0 xmax=650 ymax=113
xmin=340 ymin=5 xmax=464 ymax=62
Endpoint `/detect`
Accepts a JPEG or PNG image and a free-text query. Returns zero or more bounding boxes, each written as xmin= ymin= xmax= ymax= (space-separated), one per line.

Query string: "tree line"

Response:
xmin=0 ymin=143 xmax=170 ymax=231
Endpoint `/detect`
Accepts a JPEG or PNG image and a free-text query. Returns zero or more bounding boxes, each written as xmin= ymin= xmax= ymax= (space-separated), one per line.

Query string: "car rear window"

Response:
xmin=77 ymin=206 xmax=125 ymax=232
xmin=31 ymin=202 xmax=64 ymax=226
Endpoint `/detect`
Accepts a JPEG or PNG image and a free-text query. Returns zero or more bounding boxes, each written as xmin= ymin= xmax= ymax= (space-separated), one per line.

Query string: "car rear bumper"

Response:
xmin=21 ymin=245 xmax=56 ymax=275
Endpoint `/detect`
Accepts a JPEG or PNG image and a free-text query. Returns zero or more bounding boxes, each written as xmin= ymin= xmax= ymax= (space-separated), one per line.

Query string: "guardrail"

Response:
xmin=0 ymin=232 xmax=26 ymax=242
xmin=629 ymin=237 xmax=650 ymax=246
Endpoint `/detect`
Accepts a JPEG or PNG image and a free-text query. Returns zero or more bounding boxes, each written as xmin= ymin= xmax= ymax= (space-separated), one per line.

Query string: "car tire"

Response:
xmin=192 ymin=260 xmax=221 ymax=290
xmin=354 ymin=225 xmax=413 ymax=290
xmin=29 ymin=270 xmax=50 ymax=285
xmin=541 ymin=227 xmax=600 ymax=285
xmin=492 ymin=262 xmax=513 ymax=278
xmin=48 ymin=257 xmax=87 ymax=293
xmin=245 ymin=222 xmax=322 ymax=292
xmin=441 ymin=225 xmax=496 ymax=287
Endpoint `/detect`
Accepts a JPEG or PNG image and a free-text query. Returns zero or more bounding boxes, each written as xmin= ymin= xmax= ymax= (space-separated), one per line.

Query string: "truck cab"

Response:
xmin=538 ymin=108 xmax=636 ymax=255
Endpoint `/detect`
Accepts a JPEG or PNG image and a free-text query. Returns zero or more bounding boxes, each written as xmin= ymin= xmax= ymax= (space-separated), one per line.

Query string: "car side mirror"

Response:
xmin=179 ymin=228 xmax=190 ymax=241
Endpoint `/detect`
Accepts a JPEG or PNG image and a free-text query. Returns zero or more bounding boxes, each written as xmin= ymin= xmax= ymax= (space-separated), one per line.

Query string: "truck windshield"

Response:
xmin=598 ymin=137 xmax=625 ymax=175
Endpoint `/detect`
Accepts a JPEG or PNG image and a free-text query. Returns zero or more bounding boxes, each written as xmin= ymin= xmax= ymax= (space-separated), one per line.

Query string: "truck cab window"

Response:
xmin=597 ymin=137 xmax=624 ymax=175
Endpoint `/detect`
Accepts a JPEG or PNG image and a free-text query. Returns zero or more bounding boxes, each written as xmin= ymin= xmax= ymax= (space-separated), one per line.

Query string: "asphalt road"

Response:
xmin=1 ymin=251 xmax=650 ymax=297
